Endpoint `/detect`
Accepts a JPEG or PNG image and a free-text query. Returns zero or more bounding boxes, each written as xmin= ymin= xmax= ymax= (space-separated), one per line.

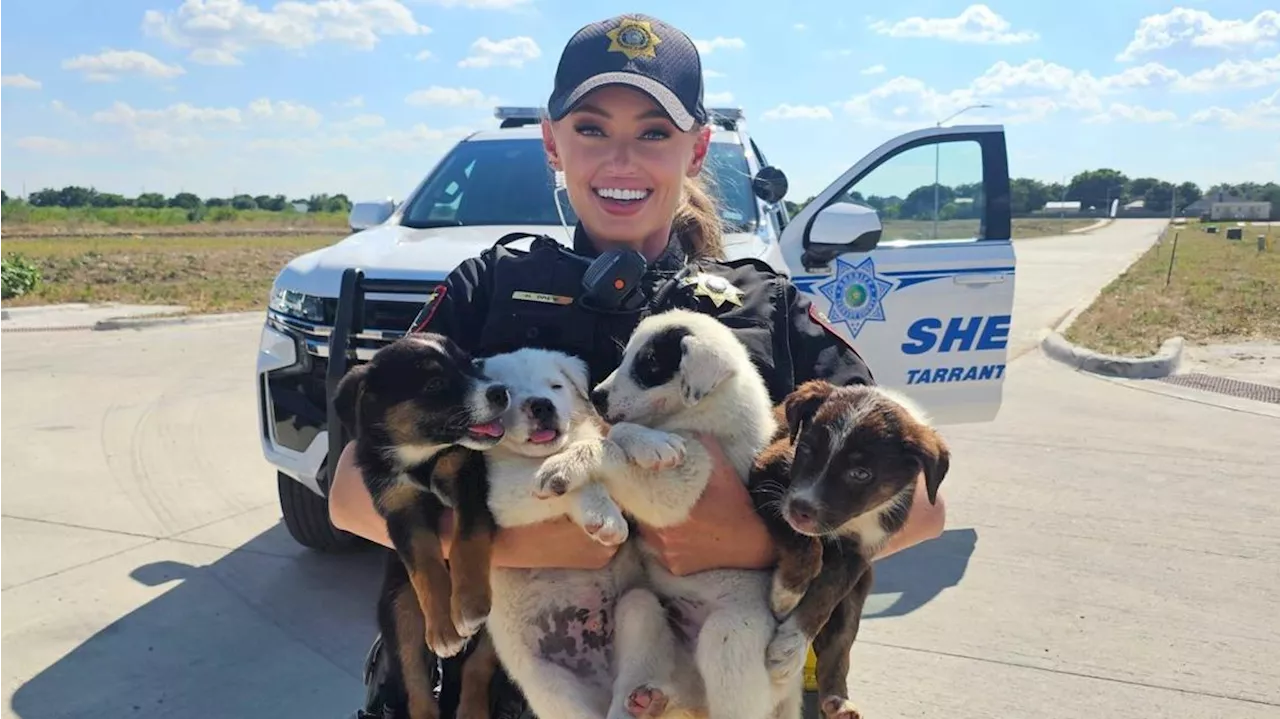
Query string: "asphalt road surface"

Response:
xmin=4 ymin=220 xmax=1276 ymax=718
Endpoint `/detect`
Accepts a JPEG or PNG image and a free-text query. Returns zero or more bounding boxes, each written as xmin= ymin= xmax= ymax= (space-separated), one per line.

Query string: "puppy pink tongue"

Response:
xmin=530 ymin=429 xmax=558 ymax=443
xmin=469 ymin=421 xmax=504 ymax=438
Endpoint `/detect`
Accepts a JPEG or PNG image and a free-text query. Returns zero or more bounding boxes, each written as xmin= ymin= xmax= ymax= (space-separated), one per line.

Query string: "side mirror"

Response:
xmin=751 ymin=166 xmax=789 ymax=204
xmin=348 ymin=200 xmax=396 ymax=232
xmin=801 ymin=202 xmax=883 ymax=268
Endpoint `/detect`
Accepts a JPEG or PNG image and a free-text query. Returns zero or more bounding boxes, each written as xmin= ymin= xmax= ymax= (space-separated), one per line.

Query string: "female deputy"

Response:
xmin=329 ymin=13 xmax=946 ymax=719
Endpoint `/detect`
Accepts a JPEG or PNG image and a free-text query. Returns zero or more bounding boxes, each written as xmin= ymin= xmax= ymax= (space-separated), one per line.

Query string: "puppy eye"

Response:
xmin=550 ymin=383 xmax=564 ymax=391
xmin=849 ymin=468 xmax=872 ymax=483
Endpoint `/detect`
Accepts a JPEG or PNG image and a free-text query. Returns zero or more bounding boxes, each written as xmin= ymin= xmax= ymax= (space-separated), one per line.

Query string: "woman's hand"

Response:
xmin=636 ymin=434 xmax=778 ymax=576
xmin=329 ymin=440 xmax=618 ymax=570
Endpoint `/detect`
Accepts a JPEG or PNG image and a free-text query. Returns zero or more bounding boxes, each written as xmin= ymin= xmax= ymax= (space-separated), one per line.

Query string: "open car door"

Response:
xmin=780 ymin=125 xmax=1017 ymax=425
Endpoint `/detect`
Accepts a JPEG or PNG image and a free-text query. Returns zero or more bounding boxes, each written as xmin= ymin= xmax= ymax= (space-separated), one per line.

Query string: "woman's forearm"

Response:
xmin=328 ymin=441 xmax=616 ymax=569
xmin=874 ymin=473 xmax=946 ymax=561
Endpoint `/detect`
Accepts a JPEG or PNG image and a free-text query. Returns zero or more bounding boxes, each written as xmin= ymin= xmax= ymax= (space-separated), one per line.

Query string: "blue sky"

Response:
xmin=3 ymin=1 xmax=1278 ymax=202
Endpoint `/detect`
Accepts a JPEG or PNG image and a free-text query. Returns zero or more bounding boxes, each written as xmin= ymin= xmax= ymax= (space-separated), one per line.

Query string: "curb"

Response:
xmin=1068 ymin=218 xmax=1114 ymax=234
xmin=92 ymin=311 xmax=261 ymax=331
xmin=1040 ymin=331 xmax=1183 ymax=379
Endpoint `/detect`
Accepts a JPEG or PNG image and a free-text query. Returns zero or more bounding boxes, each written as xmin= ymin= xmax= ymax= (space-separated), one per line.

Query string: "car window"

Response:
xmin=400 ymin=138 xmax=758 ymax=232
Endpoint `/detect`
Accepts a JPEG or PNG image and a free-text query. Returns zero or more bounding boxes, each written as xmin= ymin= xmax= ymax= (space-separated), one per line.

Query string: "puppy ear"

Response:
xmin=678 ymin=335 xmax=734 ymax=406
xmin=783 ymin=380 xmax=835 ymax=444
xmin=908 ymin=426 xmax=950 ymax=505
xmin=332 ymin=363 xmax=370 ymax=439
xmin=554 ymin=353 xmax=592 ymax=404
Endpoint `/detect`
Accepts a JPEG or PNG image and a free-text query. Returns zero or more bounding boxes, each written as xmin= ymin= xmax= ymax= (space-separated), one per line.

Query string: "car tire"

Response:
xmin=277 ymin=471 xmax=363 ymax=552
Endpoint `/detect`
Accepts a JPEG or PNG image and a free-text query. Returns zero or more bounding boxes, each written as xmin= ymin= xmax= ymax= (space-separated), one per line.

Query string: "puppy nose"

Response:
xmin=487 ymin=384 xmax=510 ymax=409
xmin=787 ymin=498 xmax=817 ymax=525
xmin=589 ymin=388 xmax=608 ymax=416
xmin=527 ymin=397 xmax=555 ymax=423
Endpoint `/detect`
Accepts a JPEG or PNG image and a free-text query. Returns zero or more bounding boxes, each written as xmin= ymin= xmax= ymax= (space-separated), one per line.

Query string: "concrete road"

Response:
xmin=1007 ymin=218 xmax=1168 ymax=359
xmin=4 ymin=219 xmax=1276 ymax=718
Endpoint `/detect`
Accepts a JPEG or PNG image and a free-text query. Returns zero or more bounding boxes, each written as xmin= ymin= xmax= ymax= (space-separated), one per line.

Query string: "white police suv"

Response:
xmin=257 ymin=106 xmax=1017 ymax=550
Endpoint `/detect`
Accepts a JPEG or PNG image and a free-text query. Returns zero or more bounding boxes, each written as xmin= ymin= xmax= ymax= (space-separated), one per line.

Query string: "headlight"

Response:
xmin=269 ymin=287 xmax=327 ymax=323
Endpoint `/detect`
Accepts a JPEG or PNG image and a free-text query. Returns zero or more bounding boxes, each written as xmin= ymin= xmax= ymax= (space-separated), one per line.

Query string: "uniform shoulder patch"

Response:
xmin=807 ymin=303 xmax=866 ymax=360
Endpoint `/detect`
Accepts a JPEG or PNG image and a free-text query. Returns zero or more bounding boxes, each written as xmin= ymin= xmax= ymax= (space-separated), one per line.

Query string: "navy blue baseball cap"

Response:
xmin=547 ymin=14 xmax=709 ymax=132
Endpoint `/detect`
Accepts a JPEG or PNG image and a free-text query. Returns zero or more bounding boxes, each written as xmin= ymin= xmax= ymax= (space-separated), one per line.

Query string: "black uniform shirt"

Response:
xmin=409 ymin=225 xmax=875 ymax=403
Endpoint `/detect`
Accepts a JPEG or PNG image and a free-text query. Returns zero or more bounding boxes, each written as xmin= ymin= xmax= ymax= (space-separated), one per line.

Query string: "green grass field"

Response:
xmin=1 ymin=204 xmax=349 ymax=236
xmin=1065 ymin=221 xmax=1280 ymax=356
xmin=1 ymin=234 xmax=345 ymax=313
xmin=882 ymin=217 xmax=1099 ymax=241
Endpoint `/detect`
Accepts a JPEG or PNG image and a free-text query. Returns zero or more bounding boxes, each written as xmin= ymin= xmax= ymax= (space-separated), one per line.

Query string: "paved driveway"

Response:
xmin=4 ymin=220 xmax=1275 ymax=718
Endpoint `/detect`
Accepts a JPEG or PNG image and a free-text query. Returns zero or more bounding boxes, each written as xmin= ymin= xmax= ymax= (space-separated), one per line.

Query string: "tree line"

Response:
xmin=1 ymin=187 xmax=352 ymax=214
xmin=785 ymin=170 xmax=1280 ymax=221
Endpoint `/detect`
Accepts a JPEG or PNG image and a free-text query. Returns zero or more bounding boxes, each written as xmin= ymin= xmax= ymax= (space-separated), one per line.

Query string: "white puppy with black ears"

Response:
xmin=533 ymin=309 xmax=802 ymax=719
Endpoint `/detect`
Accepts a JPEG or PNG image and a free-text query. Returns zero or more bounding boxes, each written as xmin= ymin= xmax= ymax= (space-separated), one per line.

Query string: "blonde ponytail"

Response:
xmin=673 ymin=173 xmax=725 ymax=261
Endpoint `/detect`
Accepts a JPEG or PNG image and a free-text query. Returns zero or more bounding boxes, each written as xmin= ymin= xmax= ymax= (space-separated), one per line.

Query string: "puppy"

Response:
xmin=332 ymin=333 xmax=510 ymax=719
xmin=533 ymin=309 xmax=797 ymax=719
xmin=750 ymin=379 xmax=950 ymax=719
xmin=471 ymin=347 xmax=644 ymax=719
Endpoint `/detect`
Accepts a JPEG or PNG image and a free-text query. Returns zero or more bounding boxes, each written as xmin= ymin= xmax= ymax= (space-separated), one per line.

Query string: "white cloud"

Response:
xmin=761 ymin=104 xmax=833 ymax=121
xmin=143 ymin=0 xmax=431 ymax=65
xmin=15 ymin=136 xmax=77 ymax=154
xmin=871 ymin=4 xmax=1038 ymax=45
xmin=1172 ymin=54 xmax=1280 ymax=92
xmin=416 ymin=0 xmax=531 ymax=7
xmin=332 ymin=113 xmax=387 ymax=130
xmin=793 ymin=23 xmax=807 ymax=31
xmin=1117 ymin=8 xmax=1280 ymax=61
xmin=405 ymin=86 xmax=498 ymax=106
xmin=414 ymin=49 xmax=434 ymax=61
xmin=703 ymin=69 xmax=725 ymax=79
xmin=861 ymin=64 xmax=886 ymax=76
xmin=1189 ymin=89 xmax=1280 ymax=130
xmin=836 ymin=57 xmax=1212 ymax=127
xmin=1083 ymin=103 xmax=1178 ymax=124
xmin=694 ymin=37 xmax=745 ymax=54
xmin=457 ymin=36 xmax=540 ymax=68
xmin=248 ymin=98 xmax=324 ymax=127
xmin=2 ymin=74 xmax=42 ymax=89
xmin=61 ymin=50 xmax=185 ymax=81
xmin=338 ymin=95 xmax=365 ymax=108
xmin=91 ymin=101 xmax=243 ymax=125
xmin=705 ymin=91 xmax=735 ymax=105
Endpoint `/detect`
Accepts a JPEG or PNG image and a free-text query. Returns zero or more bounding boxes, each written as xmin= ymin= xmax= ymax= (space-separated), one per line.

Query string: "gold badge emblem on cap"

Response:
xmin=680 ymin=273 xmax=744 ymax=308
xmin=606 ymin=18 xmax=661 ymax=60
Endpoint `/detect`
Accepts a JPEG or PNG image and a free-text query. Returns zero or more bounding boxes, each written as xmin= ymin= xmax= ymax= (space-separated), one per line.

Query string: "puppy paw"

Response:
xmin=583 ymin=508 xmax=629 ymax=546
xmin=765 ymin=617 xmax=810 ymax=683
xmin=450 ymin=594 xmax=489 ymax=639
xmin=821 ymin=696 xmax=864 ymax=719
xmin=534 ymin=443 xmax=597 ymax=498
xmin=624 ymin=684 xmax=668 ymax=718
xmin=426 ymin=621 xmax=468 ymax=658
xmin=770 ymin=573 xmax=804 ymax=620
xmin=609 ymin=423 xmax=686 ymax=470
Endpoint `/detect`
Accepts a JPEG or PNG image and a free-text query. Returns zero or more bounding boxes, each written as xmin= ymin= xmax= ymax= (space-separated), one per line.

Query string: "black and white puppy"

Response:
xmin=533 ymin=309 xmax=798 ymax=719
xmin=333 ymin=333 xmax=510 ymax=719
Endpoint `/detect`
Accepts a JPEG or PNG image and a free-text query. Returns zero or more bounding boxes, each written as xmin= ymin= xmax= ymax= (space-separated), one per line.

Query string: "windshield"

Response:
xmin=400 ymin=137 xmax=759 ymax=232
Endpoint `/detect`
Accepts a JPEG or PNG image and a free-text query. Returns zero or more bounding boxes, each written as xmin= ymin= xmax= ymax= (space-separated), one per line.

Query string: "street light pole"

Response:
xmin=933 ymin=103 xmax=992 ymax=239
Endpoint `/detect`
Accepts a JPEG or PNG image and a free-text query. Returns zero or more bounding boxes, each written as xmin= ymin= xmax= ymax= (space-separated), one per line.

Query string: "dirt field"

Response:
xmin=1 ymin=235 xmax=344 ymax=313
xmin=1065 ymin=222 xmax=1280 ymax=356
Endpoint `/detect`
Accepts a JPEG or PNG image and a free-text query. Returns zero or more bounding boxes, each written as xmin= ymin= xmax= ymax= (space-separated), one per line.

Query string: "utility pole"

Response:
xmin=933 ymin=103 xmax=992 ymax=239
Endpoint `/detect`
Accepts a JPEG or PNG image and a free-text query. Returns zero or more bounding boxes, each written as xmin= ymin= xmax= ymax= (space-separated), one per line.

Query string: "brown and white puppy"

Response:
xmin=748 ymin=379 xmax=950 ymax=719
xmin=333 ymin=333 xmax=511 ymax=719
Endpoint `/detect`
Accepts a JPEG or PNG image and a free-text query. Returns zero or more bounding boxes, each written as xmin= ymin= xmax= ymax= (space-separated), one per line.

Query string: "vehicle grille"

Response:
xmin=269 ymin=293 xmax=435 ymax=361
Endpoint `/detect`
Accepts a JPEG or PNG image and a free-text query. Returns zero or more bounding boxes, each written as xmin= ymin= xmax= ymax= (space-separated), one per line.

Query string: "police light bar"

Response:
xmin=709 ymin=107 xmax=745 ymax=122
xmin=494 ymin=106 xmax=546 ymax=120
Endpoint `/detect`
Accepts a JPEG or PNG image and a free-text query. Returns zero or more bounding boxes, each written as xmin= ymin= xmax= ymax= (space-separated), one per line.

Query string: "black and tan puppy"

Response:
xmin=333 ymin=332 xmax=510 ymax=719
xmin=748 ymin=379 xmax=950 ymax=719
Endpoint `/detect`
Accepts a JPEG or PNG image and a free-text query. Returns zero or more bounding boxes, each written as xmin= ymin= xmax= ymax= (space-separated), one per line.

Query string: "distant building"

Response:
xmin=1042 ymin=200 xmax=1081 ymax=212
xmin=1183 ymin=191 xmax=1272 ymax=220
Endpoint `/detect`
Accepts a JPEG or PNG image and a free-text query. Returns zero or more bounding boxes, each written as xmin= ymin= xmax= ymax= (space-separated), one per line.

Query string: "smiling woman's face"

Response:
xmin=542 ymin=84 xmax=710 ymax=258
